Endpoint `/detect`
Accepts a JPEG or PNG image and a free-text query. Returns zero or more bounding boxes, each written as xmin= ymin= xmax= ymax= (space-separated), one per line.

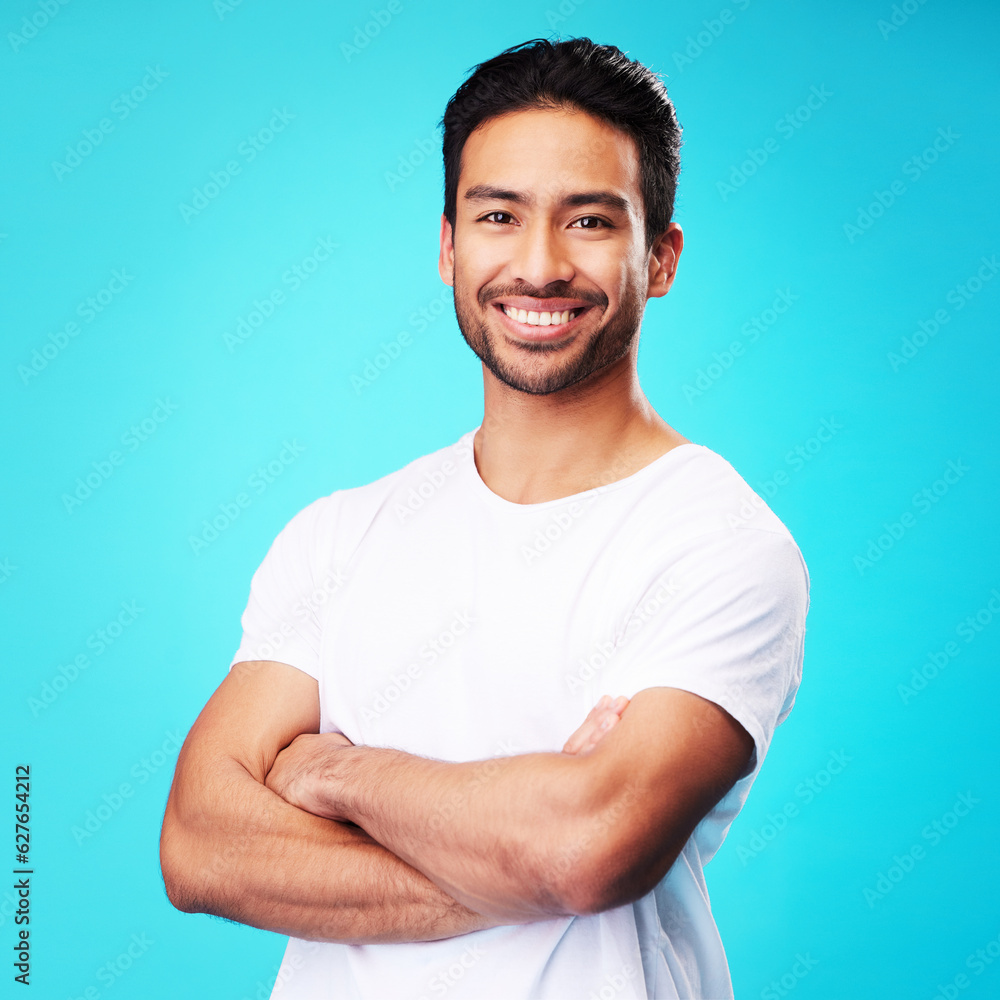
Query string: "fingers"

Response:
xmin=561 ymin=697 xmax=607 ymax=755
xmin=562 ymin=695 xmax=630 ymax=755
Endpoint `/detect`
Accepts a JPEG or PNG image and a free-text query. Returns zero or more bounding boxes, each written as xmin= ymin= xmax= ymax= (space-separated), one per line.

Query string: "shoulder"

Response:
xmin=624 ymin=442 xmax=810 ymax=598
xmin=644 ymin=443 xmax=789 ymax=532
xmin=332 ymin=428 xmax=474 ymax=516
xmin=268 ymin=429 xmax=477 ymax=565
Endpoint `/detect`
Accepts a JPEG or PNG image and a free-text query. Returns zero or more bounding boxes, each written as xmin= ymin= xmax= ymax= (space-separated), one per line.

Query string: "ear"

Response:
xmin=438 ymin=214 xmax=455 ymax=287
xmin=646 ymin=223 xmax=683 ymax=300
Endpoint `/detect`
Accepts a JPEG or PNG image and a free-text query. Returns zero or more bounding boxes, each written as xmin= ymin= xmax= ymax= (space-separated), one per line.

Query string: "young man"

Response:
xmin=161 ymin=38 xmax=809 ymax=999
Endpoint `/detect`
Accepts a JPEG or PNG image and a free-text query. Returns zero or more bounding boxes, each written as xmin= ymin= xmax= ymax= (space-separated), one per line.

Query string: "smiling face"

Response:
xmin=439 ymin=105 xmax=677 ymax=396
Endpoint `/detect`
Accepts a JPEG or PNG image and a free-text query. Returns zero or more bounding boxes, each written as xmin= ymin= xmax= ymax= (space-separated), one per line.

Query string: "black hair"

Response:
xmin=440 ymin=37 xmax=682 ymax=249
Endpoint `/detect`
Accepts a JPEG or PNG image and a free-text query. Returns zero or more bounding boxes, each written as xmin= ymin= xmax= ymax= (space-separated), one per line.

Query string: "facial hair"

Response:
xmin=452 ymin=269 xmax=646 ymax=396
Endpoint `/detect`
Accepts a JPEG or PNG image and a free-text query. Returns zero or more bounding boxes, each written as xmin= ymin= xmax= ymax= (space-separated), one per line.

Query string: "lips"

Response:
xmin=501 ymin=304 xmax=584 ymax=326
xmin=491 ymin=301 xmax=592 ymax=341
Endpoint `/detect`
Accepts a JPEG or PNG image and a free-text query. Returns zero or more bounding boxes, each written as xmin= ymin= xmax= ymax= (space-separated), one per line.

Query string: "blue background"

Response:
xmin=3 ymin=0 xmax=998 ymax=997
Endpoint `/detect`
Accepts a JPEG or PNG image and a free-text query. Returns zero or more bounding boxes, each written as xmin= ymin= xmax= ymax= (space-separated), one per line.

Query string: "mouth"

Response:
xmin=491 ymin=298 xmax=596 ymax=341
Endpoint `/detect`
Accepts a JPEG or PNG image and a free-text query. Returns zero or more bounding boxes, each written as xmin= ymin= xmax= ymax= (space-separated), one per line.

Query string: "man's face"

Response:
xmin=439 ymin=105 xmax=672 ymax=396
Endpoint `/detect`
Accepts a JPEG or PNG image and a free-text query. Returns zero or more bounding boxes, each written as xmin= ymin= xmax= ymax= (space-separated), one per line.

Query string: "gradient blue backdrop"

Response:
xmin=3 ymin=0 xmax=998 ymax=997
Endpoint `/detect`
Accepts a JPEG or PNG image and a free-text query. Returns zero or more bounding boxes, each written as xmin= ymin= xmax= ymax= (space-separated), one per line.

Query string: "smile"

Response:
xmin=500 ymin=304 xmax=585 ymax=327
xmin=490 ymin=298 xmax=597 ymax=342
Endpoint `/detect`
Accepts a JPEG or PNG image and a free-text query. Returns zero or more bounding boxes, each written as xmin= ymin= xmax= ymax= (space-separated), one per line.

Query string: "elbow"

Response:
xmin=548 ymin=853 xmax=625 ymax=917
xmin=161 ymin=851 xmax=202 ymax=914
xmin=162 ymin=868 xmax=197 ymax=914
xmin=552 ymin=845 xmax=675 ymax=917
xmin=546 ymin=823 xmax=683 ymax=916
xmin=159 ymin=808 xmax=211 ymax=915
xmin=160 ymin=840 xmax=196 ymax=914
xmin=532 ymin=767 xmax=680 ymax=916
xmin=160 ymin=855 xmax=195 ymax=914
xmin=527 ymin=773 xmax=629 ymax=915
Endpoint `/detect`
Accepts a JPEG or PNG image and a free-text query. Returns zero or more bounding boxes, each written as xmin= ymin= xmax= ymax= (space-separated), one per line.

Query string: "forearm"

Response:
xmin=321 ymin=689 xmax=755 ymax=919
xmin=160 ymin=753 xmax=503 ymax=943
xmin=313 ymin=746 xmax=618 ymax=920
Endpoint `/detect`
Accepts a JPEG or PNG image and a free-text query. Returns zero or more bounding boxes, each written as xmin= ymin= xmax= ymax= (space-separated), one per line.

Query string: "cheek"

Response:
xmin=615 ymin=246 xmax=649 ymax=300
xmin=587 ymin=259 xmax=630 ymax=308
xmin=575 ymin=241 xmax=637 ymax=295
xmin=457 ymin=253 xmax=508 ymax=304
xmin=462 ymin=237 xmax=508 ymax=276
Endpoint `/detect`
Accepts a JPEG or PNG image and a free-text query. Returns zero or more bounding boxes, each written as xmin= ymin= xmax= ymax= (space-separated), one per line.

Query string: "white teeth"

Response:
xmin=503 ymin=306 xmax=579 ymax=326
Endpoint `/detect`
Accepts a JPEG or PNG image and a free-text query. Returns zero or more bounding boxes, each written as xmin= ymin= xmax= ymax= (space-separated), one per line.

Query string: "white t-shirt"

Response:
xmin=230 ymin=428 xmax=810 ymax=1000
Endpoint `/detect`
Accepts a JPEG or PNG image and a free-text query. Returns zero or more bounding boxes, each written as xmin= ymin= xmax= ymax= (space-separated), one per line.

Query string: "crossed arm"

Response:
xmin=160 ymin=658 xmax=752 ymax=941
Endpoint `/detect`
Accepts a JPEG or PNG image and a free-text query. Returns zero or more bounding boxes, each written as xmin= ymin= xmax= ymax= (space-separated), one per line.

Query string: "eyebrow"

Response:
xmin=463 ymin=184 xmax=631 ymax=214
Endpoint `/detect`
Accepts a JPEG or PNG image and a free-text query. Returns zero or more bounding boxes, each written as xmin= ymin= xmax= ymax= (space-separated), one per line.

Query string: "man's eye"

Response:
xmin=481 ymin=211 xmax=515 ymax=225
xmin=571 ymin=216 xmax=608 ymax=230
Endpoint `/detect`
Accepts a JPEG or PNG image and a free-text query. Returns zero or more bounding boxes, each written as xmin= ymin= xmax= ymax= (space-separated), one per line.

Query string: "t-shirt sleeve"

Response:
xmin=228 ymin=497 xmax=331 ymax=680
xmin=604 ymin=525 xmax=810 ymax=780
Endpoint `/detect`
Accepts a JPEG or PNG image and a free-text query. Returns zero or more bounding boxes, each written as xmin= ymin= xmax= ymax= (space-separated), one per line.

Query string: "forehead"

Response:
xmin=458 ymin=106 xmax=641 ymax=207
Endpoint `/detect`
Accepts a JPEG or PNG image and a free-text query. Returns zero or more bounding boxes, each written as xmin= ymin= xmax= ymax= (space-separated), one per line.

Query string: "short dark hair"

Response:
xmin=440 ymin=37 xmax=682 ymax=249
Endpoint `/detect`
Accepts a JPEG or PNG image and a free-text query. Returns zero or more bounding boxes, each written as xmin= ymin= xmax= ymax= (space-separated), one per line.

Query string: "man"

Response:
xmin=161 ymin=37 xmax=809 ymax=1000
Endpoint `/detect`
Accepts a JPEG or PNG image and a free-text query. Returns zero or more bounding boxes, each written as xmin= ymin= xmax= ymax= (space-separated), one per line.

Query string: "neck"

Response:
xmin=473 ymin=353 xmax=689 ymax=504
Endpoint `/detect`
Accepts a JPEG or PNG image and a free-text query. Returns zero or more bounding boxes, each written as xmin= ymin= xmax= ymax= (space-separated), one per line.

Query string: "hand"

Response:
xmin=265 ymin=731 xmax=354 ymax=819
xmin=561 ymin=695 xmax=630 ymax=756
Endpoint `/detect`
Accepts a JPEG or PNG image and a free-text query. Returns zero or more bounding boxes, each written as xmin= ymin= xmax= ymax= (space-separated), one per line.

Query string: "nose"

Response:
xmin=509 ymin=222 xmax=575 ymax=290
